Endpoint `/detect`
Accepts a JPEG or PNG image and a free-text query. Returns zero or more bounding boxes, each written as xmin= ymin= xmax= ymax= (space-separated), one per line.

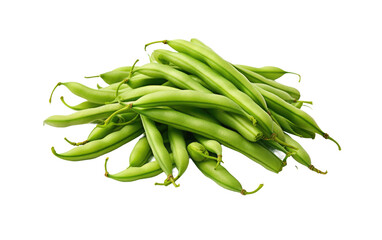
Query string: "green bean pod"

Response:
xmin=283 ymin=134 xmax=327 ymax=174
xmin=254 ymin=83 xmax=296 ymax=103
xmin=152 ymin=39 xmax=268 ymax=110
xmin=129 ymin=136 xmax=153 ymax=167
xmin=115 ymin=85 xmax=178 ymax=103
xmin=105 ymin=160 xmax=163 ymax=182
xmin=292 ymin=101 xmax=304 ymax=109
xmin=133 ymin=107 xmax=283 ymax=173
xmin=152 ymin=49 xmax=284 ymax=140
xmin=98 ymin=70 xmax=131 ymax=84
xmin=236 ymin=65 xmax=301 ymax=81
xmin=52 ymin=82 xmax=125 ymax=104
xmin=194 ymin=134 xmax=223 ymax=168
xmin=100 ymin=82 xmax=131 ymax=91
xmin=191 ymin=156 xmax=263 ymax=195
xmin=51 ymin=122 xmax=143 ymax=161
xmin=140 ymin=115 xmax=177 ymax=186
xmin=187 ymin=142 xmax=216 ymax=162
xmin=60 ymin=96 xmax=102 ymax=111
xmin=235 ymin=64 xmax=301 ymax=100
xmin=127 ymin=73 xmax=166 ymax=88
xmin=168 ymin=127 xmax=189 ymax=180
xmin=44 ymin=103 xmax=125 ymax=127
xmin=131 ymin=90 xmax=254 ymax=122
xmin=257 ymin=87 xmax=340 ymax=149
xmin=173 ymin=106 xmax=219 ymax=124
xmin=270 ymin=110 xmax=303 ymax=137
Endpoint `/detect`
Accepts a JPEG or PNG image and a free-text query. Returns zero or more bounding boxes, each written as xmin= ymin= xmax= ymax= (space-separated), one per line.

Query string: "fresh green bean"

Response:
xmin=51 ymin=122 xmax=143 ymax=161
xmin=168 ymin=126 xmax=189 ymax=180
xmin=236 ymin=65 xmax=301 ymax=82
xmin=194 ymin=134 xmax=223 ymax=168
xmin=140 ymin=115 xmax=178 ymax=186
xmin=133 ymin=107 xmax=284 ymax=173
xmin=60 ymin=96 xmax=102 ymax=111
xmin=187 ymin=142 xmax=218 ymax=162
xmin=114 ymin=85 xmax=179 ymax=103
xmin=44 ymin=103 xmax=125 ymax=127
xmin=254 ymin=83 xmax=296 ymax=103
xmin=130 ymin=136 xmax=153 ymax=167
xmin=283 ymin=134 xmax=327 ymax=174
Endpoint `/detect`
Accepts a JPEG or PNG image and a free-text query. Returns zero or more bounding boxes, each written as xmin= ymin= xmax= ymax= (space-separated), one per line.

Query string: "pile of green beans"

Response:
xmin=44 ymin=38 xmax=340 ymax=195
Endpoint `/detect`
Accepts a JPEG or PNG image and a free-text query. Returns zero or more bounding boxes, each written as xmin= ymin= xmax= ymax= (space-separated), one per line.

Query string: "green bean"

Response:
xmin=235 ymin=65 xmax=301 ymax=82
xmin=131 ymin=90 xmax=255 ymax=123
xmin=64 ymin=112 xmax=138 ymax=146
xmin=140 ymin=115 xmax=178 ymax=187
xmin=168 ymin=127 xmax=189 ymax=180
xmin=114 ymin=85 xmax=179 ymax=103
xmin=256 ymin=87 xmax=340 ymax=149
xmin=105 ymin=158 xmax=168 ymax=182
xmin=152 ymin=49 xmax=284 ymax=141
xmin=283 ymin=134 xmax=327 ymax=174
xmin=127 ymin=73 xmax=166 ymax=88
xmin=292 ymin=101 xmax=303 ymax=109
xmin=100 ymin=82 xmax=131 ymax=91
xmin=133 ymin=107 xmax=284 ymax=173
xmin=254 ymin=83 xmax=296 ymax=103
xmin=235 ymin=64 xmax=301 ymax=100
xmin=60 ymin=96 xmax=102 ymax=111
xmin=86 ymin=70 xmax=131 ymax=85
xmin=270 ymin=110 xmax=304 ymax=137
xmin=44 ymin=103 xmax=125 ymax=128
xmin=146 ymin=39 xmax=268 ymax=110
xmin=209 ymin=110 xmax=263 ymax=142
xmin=173 ymin=106 xmax=219 ymax=124
xmin=194 ymin=134 xmax=223 ymax=168
xmin=190 ymin=153 xmax=263 ymax=195
xmin=51 ymin=122 xmax=143 ymax=161
xmin=129 ymin=136 xmax=153 ymax=167
xmin=187 ymin=142 xmax=218 ymax=162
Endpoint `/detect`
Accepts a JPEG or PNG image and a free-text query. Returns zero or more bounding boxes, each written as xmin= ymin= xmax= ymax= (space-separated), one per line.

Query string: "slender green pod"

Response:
xmin=60 ymin=96 xmax=102 ymax=111
xmin=151 ymin=49 xmax=284 ymax=140
xmin=191 ymin=158 xmax=263 ymax=195
xmin=254 ymin=83 xmax=296 ymax=103
xmin=129 ymin=136 xmax=153 ymax=167
xmin=133 ymin=107 xmax=284 ymax=173
xmin=86 ymin=70 xmax=131 ymax=85
xmin=141 ymin=115 xmax=178 ymax=187
xmin=114 ymin=85 xmax=179 ymax=103
xmin=105 ymin=158 xmax=164 ymax=182
xmin=173 ymin=106 xmax=219 ymax=124
xmin=49 ymin=82 xmax=127 ymax=104
xmin=283 ymin=134 xmax=327 ymax=174
xmin=209 ymin=110 xmax=263 ymax=142
xmin=51 ymin=122 xmax=143 ymax=161
xmin=236 ymin=65 xmax=301 ymax=82
xmin=127 ymin=73 xmax=166 ymax=88
xmin=44 ymin=103 xmax=125 ymax=128
xmin=146 ymin=39 xmax=268 ymax=110
xmin=187 ymin=142 xmax=218 ymax=162
xmin=257 ymin=87 xmax=340 ymax=149
xmin=100 ymin=82 xmax=131 ymax=91
xmin=131 ymin=90 xmax=254 ymax=123
xmin=193 ymin=134 xmax=223 ymax=168
xmin=168 ymin=127 xmax=189 ymax=180
xmin=270 ymin=110 xmax=303 ymax=137
xmin=235 ymin=64 xmax=301 ymax=100
xmin=292 ymin=101 xmax=304 ymax=109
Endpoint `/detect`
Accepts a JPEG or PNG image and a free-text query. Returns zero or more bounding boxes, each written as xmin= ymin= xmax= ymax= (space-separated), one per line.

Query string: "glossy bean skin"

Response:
xmin=115 ymin=85 xmax=178 ymax=103
xmin=236 ymin=65 xmax=300 ymax=81
xmin=152 ymin=49 xmax=283 ymax=140
xmin=132 ymin=90 xmax=253 ymax=120
xmin=129 ymin=136 xmax=153 ymax=167
xmin=173 ymin=106 xmax=220 ymax=124
xmin=99 ymin=70 xmax=131 ymax=84
xmin=168 ymin=126 xmax=189 ymax=179
xmin=270 ymin=110 xmax=303 ymax=137
xmin=254 ymin=83 xmax=296 ymax=103
xmin=292 ymin=101 xmax=303 ymax=109
xmin=127 ymin=73 xmax=166 ymax=88
xmin=140 ymin=115 xmax=174 ymax=180
xmin=257 ymin=86 xmax=340 ymax=149
xmin=133 ymin=107 xmax=283 ymax=173
xmin=100 ymin=82 xmax=131 ymax=91
xmin=161 ymin=39 xmax=268 ymax=110
xmin=44 ymin=103 xmax=125 ymax=127
xmin=235 ymin=64 xmax=300 ymax=100
xmin=51 ymin=122 xmax=143 ymax=161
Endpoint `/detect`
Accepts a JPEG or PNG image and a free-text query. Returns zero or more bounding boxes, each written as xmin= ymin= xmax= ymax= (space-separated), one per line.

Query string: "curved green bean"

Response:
xmin=130 ymin=136 xmax=153 ymax=167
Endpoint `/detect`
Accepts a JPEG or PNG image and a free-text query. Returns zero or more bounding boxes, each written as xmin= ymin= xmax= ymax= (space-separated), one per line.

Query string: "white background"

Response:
xmin=1 ymin=0 xmax=381 ymax=239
